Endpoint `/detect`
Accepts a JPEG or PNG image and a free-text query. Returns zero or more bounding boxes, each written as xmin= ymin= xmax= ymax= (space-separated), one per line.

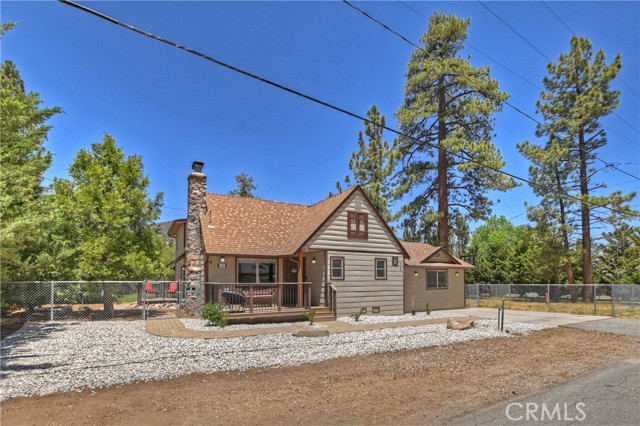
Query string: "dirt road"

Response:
xmin=2 ymin=327 xmax=638 ymax=426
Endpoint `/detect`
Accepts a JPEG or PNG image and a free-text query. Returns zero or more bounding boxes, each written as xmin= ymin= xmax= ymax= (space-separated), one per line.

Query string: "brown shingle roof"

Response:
xmin=200 ymin=188 xmax=357 ymax=256
xmin=401 ymin=241 xmax=475 ymax=269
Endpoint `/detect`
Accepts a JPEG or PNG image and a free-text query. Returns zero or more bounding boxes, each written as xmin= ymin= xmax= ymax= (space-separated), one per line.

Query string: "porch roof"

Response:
xmin=401 ymin=241 xmax=475 ymax=269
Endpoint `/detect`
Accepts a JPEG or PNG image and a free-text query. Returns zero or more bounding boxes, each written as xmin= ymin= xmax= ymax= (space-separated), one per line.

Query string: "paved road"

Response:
xmin=439 ymin=307 xmax=640 ymax=337
xmin=455 ymin=358 xmax=640 ymax=426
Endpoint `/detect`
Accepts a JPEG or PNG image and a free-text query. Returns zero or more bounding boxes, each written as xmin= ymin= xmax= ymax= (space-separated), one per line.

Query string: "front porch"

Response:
xmin=204 ymin=282 xmax=336 ymax=322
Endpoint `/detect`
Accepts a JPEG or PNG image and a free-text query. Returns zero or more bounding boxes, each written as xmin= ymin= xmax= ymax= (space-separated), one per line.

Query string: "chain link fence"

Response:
xmin=465 ymin=283 xmax=640 ymax=317
xmin=0 ymin=281 xmax=188 ymax=322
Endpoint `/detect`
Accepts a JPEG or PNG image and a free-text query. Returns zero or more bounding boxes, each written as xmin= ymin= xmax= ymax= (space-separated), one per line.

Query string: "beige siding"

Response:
xmin=207 ymin=255 xmax=236 ymax=282
xmin=305 ymin=254 xmax=324 ymax=305
xmin=175 ymin=223 xmax=185 ymax=258
xmin=404 ymin=268 xmax=465 ymax=311
xmin=307 ymin=192 xmax=403 ymax=254
xmin=327 ymin=250 xmax=404 ymax=316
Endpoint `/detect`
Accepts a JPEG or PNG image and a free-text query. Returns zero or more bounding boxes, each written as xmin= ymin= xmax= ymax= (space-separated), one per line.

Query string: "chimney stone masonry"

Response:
xmin=184 ymin=161 xmax=207 ymax=314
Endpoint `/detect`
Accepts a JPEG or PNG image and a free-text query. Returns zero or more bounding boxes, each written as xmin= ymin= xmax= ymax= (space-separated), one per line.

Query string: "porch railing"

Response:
xmin=204 ymin=282 xmax=311 ymax=313
xmin=324 ymin=282 xmax=337 ymax=317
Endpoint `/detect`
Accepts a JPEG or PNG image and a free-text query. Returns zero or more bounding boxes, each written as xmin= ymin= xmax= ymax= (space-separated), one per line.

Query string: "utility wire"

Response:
xmin=347 ymin=1 xmax=640 ymax=182
xmin=481 ymin=0 xmax=640 ymax=135
xmin=541 ymin=0 xmax=640 ymax=101
xmin=477 ymin=1 xmax=552 ymax=62
xmin=58 ymin=0 xmax=635 ymax=217
xmin=399 ymin=1 xmax=639 ymax=147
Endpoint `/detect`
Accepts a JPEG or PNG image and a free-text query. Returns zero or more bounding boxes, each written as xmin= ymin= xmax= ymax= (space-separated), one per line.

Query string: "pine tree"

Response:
xmin=594 ymin=224 xmax=640 ymax=284
xmin=0 ymin=57 xmax=62 ymax=281
xmin=229 ymin=172 xmax=258 ymax=198
xmin=345 ymin=105 xmax=398 ymax=223
xmin=536 ymin=36 xmax=637 ymax=295
xmin=396 ymin=12 xmax=516 ymax=250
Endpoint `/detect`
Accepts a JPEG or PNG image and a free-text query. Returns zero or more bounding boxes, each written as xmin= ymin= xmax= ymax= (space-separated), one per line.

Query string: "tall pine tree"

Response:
xmin=344 ymin=105 xmax=398 ymax=223
xmin=536 ymin=36 xmax=637 ymax=294
xmin=396 ymin=12 xmax=516 ymax=249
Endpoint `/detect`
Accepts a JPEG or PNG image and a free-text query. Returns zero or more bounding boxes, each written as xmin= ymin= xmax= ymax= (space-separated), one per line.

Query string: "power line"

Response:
xmin=347 ymin=1 xmax=640 ymax=182
xmin=480 ymin=0 xmax=640 ymax=136
xmin=58 ymin=0 xmax=635 ymax=218
xmin=541 ymin=0 xmax=640 ymax=101
xmin=397 ymin=0 xmax=543 ymax=91
xmin=477 ymin=1 xmax=552 ymax=62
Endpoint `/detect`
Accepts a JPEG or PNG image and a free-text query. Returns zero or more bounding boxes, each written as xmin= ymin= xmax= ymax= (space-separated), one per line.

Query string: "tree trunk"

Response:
xmin=437 ymin=83 xmax=449 ymax=249
xmin=578 ymin=130 xmax=593 ymax=301
xmin=555 ymin=167 xmax=577 ymax=302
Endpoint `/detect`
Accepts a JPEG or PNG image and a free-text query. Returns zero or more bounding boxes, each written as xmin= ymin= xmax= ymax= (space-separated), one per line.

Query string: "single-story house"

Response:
xmin=169 ymin=161 xmax=474 ymax=318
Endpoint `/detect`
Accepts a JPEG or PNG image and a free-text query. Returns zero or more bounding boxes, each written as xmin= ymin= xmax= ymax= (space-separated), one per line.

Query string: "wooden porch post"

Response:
xmin=298 ymin=251 xmax=304 ymax=308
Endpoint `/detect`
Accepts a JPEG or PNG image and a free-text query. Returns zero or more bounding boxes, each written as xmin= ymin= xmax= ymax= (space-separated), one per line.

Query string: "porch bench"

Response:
xmin=242 ymin=289 xmax=275 ymax=307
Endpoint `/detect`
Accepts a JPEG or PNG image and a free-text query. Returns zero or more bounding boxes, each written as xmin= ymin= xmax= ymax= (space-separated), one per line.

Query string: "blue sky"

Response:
xmin=2 ymin=1 xmax=639 ymax=233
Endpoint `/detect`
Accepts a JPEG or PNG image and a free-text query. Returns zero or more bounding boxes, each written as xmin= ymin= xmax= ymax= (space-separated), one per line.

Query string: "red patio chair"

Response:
xmin=145 ymin=281 xmax=158 ymax=296
xmin=167 ymin=281 xmax=178 ymax=296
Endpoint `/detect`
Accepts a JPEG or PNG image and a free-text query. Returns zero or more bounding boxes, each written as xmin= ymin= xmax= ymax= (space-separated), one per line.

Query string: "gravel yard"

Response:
xmin=1 ymin=318 xmax=552 ymax=401
xmin=337 ymin=311 xmax=467 ymax=324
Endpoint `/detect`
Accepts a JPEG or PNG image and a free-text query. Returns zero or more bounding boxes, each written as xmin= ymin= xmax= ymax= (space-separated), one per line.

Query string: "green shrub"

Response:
xmin=202 ymin=303 xmax=229 ymax=327
xmin=303 ymin=309 xmax=317 ymax=325
xmin=426 ymin=302 xmax=431 ymax=316
xmin=350 ymin=311 xmax=362 ymax=322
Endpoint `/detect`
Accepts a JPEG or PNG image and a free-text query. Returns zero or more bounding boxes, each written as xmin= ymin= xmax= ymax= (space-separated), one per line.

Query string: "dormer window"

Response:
xmin=347 ymin=211 xmax=368 ymax=239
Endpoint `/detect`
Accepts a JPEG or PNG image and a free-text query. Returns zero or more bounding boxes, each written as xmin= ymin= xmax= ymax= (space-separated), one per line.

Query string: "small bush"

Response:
xmin=303 ymin=309 xmax=317 ymax=325
xmin=426 ymin=302 xmax=431 ymax=316
xmin=202 ymin=303 xmax=229 ymax=327
xmin=350 ymin=311 xmax=362 ymax=322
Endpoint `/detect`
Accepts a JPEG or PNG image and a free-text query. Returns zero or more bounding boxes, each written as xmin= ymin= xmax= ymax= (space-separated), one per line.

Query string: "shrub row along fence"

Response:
xmin=465 ymin=283 xmax=640 ymax=317
xmin=0 ymin=281 xmax=189 ymax=321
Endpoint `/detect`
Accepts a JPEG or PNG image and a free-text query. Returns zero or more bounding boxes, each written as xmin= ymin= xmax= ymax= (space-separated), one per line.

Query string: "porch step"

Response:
xmin=312 ymin=307 xmax=336 ymax=322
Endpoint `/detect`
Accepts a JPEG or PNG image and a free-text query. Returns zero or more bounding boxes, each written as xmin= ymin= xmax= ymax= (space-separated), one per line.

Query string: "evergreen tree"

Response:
xmin=229 ymin=172 xmax=258 ymax=198
xmin=0 ymin=56 xmax=62 ymax=280
xmin=396 ymin=12 xmax=516 ymax=250
xmin=518 ymin=139 xmax=579 ymax=290
xmin=344 ymin=105 xmax=398 ymax=223
xmin=536 ymin=36 xmax=637 ymax=294
xmin=50 ymin=135 xmax=167 ymax=315
xmin=594 ymin=224 xmax=640 ymax=284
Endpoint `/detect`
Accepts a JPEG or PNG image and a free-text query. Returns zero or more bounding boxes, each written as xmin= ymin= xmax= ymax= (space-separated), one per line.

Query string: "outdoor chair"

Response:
xmin=167 ymin=281 xmax=178 ymax=297
xmin=145 ymin=281 xmax=158 ymax=297
xmin=222 ymin=290 xmax=246 ymax=312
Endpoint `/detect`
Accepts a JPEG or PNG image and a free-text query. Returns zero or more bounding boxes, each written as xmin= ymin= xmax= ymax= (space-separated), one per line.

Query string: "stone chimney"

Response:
xmin=186 ymin=160 xmax=207 ymax=282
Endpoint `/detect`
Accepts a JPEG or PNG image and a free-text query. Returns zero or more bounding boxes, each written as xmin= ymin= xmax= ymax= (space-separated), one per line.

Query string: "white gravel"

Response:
xmin=180 ymin=319 xmax=326 ymax=331
xmin=338 ymin=311 xmax=468 ymax=324
xmin=0 ymin=319 xmax=554 ymax=401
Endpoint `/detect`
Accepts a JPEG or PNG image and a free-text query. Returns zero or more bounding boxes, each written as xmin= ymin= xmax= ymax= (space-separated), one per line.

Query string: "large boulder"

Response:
xmin=446 ymin=318 xmax=475 ymax=330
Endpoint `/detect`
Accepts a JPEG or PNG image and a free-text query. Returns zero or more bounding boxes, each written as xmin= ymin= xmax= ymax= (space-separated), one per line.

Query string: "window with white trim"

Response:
xmin=375 ymin=258 xmax=387 ymax=280
xmin=427 ymin=270 xmax=447 ymax=289
xmin=330 ymin=257 xmax=344 ymax=280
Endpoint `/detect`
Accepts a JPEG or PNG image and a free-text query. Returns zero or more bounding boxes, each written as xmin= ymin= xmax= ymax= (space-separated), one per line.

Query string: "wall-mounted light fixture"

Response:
xmin=414 ymin=270 xmax=419 ymax=277
xmin=455 ymin=271 xmax=459 ymax=277
xmin=291 ymin=267 xmax=298 ymax=274
xmin=220 ymin=256 xmax=225 ymax=263
xmin=311 ymin=257 xmax=316 ymax=264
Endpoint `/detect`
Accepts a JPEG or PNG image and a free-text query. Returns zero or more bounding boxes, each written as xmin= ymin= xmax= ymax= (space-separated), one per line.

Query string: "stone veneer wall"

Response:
xmin=184 ymin=166 xmax=207 ymax=315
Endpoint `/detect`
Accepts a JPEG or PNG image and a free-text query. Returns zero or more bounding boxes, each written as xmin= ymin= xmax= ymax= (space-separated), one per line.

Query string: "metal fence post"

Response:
xmin=476 ymin=284 xmax=480 ymax=307
xmin=50 ymin=281 xmax=54 ymax=321
xmin=611 ymin=284 xmax=615 ymax=317
xmin=593 ymin=284 xmax=597 ymax=316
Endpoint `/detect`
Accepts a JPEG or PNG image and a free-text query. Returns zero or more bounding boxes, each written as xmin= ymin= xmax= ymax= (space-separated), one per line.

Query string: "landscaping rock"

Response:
xmin=446 ymin=318 xmax=475 ymax=330
xmin=292 ymin=329 xmax=330 ymax=337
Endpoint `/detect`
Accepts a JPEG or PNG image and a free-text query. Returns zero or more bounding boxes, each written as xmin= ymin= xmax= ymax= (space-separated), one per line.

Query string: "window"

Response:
xmin=375 ymin=258 xmax=387 ymax=280
xmin=330 ymin=257 xmax=344 ymax=280
xmin=427 ymin=270 xmax=448 ymax=289
xmin=347 ymin=211 xmax=368 ymax=239
xmin=238 ymin=259 xmax=277 ymax=283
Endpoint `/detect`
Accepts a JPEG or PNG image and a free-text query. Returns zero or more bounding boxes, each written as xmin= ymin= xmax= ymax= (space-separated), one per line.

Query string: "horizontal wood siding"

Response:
xmin=307 ymin=192 xmax=403 ymax=254
xmin=327 ymin=251 xmax=404 ymax=316
xmin=207 ymin=255 xmax=236 ymax=283
xmin=404 ymin=268 xmax=465 ymax=311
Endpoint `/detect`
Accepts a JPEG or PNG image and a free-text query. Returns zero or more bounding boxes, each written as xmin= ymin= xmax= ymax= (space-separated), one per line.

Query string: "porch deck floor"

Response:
xmin=146 ymin=315 xmax=481 ymax=339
